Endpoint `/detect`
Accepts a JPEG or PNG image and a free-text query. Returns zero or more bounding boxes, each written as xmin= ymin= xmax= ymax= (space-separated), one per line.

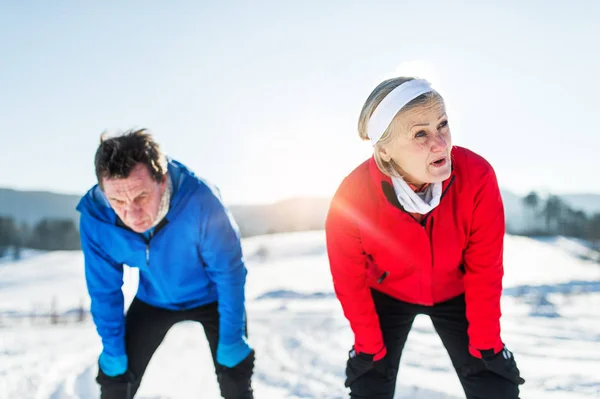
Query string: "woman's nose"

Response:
xmin=431 ymin=133 xmax=448 ymax=152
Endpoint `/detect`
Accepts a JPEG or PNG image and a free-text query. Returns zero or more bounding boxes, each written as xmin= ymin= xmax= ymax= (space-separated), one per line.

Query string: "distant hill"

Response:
xmin=0 ymin=187 xmax=330 ymax=237
xmin=1 ymin=186 xmax=598 ymax=236
xmin=0 ymin=188 xmax=81 ymax=226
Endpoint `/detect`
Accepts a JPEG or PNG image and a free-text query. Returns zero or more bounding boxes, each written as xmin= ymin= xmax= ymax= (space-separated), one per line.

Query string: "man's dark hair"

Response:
xmin=94 ymin=128 xmax=167 ymax=189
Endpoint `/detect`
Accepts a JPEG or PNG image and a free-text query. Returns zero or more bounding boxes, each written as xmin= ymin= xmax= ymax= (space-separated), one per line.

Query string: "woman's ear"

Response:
xmin=378 ymin=145 xmax=392 ymax=163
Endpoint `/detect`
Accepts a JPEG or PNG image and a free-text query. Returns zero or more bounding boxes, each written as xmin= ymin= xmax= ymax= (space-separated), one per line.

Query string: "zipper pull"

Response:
xmin=145 ymin=244 xmax=150 ymax=267
xmin=377 ymin=271 xmax=389 ymax=284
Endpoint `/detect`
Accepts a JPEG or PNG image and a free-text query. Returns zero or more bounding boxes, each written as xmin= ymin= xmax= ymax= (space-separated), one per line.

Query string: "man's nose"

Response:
xmin=125 ymin=203 xmax=143 ymax=217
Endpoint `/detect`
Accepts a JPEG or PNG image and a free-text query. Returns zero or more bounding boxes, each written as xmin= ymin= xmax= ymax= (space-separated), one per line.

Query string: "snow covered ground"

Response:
xmin=1 ymin=231 xmax=600 ymax=398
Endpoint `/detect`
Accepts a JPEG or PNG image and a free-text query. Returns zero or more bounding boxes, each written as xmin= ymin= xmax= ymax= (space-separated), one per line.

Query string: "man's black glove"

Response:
xmin=344 ymin=347 xmax=392 ymax=387
xmin=481 ymin=345 xmax=525 ymax=385
xmin=96 ymin=367 xmax=137 ymax=388
xmin=217 ymin=350 xmax=255 ymax=399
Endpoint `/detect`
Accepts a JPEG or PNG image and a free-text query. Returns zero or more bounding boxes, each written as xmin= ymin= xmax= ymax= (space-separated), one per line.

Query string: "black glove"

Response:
xmin=96 ymin=367 xmax=136 ymax=387
xmin=344 ymin=347 xmax=392 ymax=387
xmin=481 ymin=345 xmax=525 ymax=385
xmin=217 ymin=350 xmax=255 ymax=398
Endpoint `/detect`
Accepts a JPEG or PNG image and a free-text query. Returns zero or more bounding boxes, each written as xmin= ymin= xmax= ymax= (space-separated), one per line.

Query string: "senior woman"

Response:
xmin=325 ymin=77 xmax=524 ymax=399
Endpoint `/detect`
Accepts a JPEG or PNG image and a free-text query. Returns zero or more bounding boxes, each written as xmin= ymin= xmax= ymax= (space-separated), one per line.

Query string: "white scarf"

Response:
xmin=391 ymin=175 xmax=442 ymax=214
xmin=152 ymin=174 xmax=172 ymax=228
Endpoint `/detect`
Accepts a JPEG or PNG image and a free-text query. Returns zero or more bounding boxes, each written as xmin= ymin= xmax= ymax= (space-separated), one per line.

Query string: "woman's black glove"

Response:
xmin=345 ymin=347 xmax=392 ymax=387
xmin=480 ymin=345 xmax=525 ymax=385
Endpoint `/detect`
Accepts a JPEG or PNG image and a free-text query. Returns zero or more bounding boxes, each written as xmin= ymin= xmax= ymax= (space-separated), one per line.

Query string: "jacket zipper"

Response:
xmin=420 ymin=175 xmax=455 ymax=227
xmin=429 ymin=217 xmax=435 ymax=265
xmin=144 ymin=229 xmax=154 ymax=267
xmin=439 ymin=175 xmax=456 ymax=201
xmin=139 ymin=222 xmax=177 ymax=305
xmin=377 ymin=176 xmax=453 ymax=292
xmin=142 ymin=219 xmax=169 ymax=268
xmin=429 ymin=217 xmax=435 ymax=304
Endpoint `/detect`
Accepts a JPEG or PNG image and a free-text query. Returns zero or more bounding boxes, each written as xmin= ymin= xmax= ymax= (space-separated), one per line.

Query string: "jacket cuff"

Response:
xmin=468 ymin=340 xmax=504 ymax=359
xmin=373 ymin=346 xmax=387 ymax=361
xmin=355 ymin=345 xmax=387 ymax=361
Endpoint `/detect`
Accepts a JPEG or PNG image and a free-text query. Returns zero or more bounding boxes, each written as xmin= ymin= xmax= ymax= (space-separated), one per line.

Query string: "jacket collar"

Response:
xmin=368 ymin=153 xmax=456 ymax=211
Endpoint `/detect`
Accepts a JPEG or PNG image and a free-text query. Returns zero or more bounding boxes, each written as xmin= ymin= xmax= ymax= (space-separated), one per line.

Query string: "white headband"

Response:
xmin=367 ymin=79 xmax=435 ymax=146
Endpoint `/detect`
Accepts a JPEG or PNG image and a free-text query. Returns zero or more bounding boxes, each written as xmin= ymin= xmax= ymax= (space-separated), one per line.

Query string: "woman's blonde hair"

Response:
xmin=358 ymin=77 xmax=443 ymax=176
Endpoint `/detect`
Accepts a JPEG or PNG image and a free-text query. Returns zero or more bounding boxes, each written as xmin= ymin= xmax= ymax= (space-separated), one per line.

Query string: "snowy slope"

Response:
xmin=1 ymin=231 xmax=599 ymax=398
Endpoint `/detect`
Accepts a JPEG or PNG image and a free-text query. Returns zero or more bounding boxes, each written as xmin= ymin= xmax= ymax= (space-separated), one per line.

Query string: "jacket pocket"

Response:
xmin=366 ymin=256 xmax=390 ymax=284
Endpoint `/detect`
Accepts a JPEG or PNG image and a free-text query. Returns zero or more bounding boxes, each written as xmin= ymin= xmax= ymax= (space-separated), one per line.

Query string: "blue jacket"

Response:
xmin=76 ymin=159 xmax=248 ymax=358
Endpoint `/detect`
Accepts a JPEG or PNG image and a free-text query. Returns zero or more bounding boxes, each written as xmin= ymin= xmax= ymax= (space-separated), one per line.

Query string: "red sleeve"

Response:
xmin=325 ymin=181 xmax=386 ymax=359
xmin=463 ymin=163 xmax=506 ymax=358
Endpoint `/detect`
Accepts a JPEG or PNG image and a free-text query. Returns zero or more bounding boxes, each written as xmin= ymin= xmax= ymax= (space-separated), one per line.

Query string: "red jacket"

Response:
xmin=325 ymin=146 xmax=505 ymax=359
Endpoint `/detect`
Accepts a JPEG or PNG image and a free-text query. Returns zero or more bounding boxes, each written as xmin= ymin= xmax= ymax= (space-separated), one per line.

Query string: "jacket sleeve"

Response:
xmin=463 ymin=163 xmax=506 ymax=357
xmin=199 ymin=187 xmax=248 ymax=346
xmin=325 ymin=183 xmax=386 ymax=358
xmin=80 ymin=215 xmax=126 ymax=357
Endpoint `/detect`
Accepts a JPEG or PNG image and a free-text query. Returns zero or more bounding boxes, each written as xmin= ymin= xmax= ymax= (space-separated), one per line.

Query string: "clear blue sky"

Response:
xmin=1 ymin=1 xmax=598 ymax=204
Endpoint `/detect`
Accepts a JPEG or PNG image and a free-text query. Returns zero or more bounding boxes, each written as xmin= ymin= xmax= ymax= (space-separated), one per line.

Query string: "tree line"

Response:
xmin=1 ymin=191 xmax=600 ymax=260
xmin=0 ymin=217 xmax=81 ymax=260
xmin=521 ymin=192 xmax=600 ymax=245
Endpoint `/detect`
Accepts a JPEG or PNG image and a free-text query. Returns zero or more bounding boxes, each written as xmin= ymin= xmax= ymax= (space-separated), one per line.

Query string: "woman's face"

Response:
xmin=378 ymin=97 xmax=452 ymax=187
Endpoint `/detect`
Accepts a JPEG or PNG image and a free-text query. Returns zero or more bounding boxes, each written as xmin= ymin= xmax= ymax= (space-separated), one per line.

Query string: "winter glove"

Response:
xmin=217 ymin=337 xmax=253 ymax=368
xmin=98 ymin=351 xmax=128 ymax=377
xmin=217 ymin=350 xmax=255 ymax=398
xmin=344 ymin=347 xmax=393 ymax=387
xmin=480 ymin=345 xmax=525 ymax=385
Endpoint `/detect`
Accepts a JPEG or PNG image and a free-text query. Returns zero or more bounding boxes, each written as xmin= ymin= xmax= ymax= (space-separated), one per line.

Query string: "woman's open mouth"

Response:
xmin=431 ymin=157 xmax=447 ymax=168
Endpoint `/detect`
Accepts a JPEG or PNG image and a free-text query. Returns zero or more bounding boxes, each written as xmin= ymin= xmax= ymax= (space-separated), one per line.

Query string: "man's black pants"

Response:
xmin=348 ymin=290 xmax=521 ymax=399
xmin=96 ymin=298 xmax=254 ymax=399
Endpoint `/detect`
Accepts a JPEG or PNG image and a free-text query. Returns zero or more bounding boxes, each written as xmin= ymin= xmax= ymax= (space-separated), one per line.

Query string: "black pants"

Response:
xmin=96 ymin=298 xmax=254 ymax=399
xmin=349 ymin=290 xmax=520 ymax=399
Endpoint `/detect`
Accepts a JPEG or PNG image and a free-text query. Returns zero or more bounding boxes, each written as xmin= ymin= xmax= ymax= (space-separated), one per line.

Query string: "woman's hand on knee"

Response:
xmin=345 ymin=347 xmax=394 ymax=387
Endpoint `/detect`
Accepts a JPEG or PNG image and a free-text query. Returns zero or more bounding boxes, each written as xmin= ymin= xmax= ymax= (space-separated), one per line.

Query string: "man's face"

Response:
xmin=102 ymin=163 xmax=166 ymax=233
